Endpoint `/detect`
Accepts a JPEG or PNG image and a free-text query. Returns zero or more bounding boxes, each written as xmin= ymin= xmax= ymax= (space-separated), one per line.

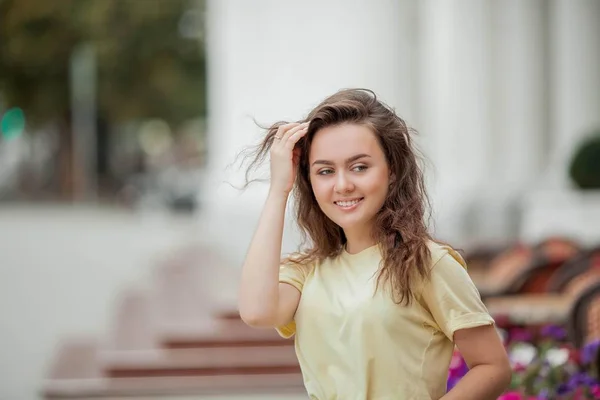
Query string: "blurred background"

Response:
xmin=1 ymin=0 xmax=600 ymax=399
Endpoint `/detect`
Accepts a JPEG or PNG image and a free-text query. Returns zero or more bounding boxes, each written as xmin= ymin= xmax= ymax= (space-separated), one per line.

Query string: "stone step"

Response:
xmin=149 ymin=245 xmax=291 ymax=348
xmin=42 ymin=244 xmax=302 ymax=398
xmin=105 ymin=289 xmax=297 ymax=376
xmin=101 ymin=346 xmax=300 ymax=378
xmin=112 ymin=287 xmax=291 ymax=350
xmin=161 ymin=323 xmax=293 ymax=350
xmin=42 ymin=340 xmax=305 ymax=399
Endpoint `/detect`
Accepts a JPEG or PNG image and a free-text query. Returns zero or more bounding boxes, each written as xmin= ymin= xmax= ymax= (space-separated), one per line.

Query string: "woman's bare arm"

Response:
xmin=238 ymin=190 xmax=301 ymax=327
xmin=238 ymin=122 xmax=308 ymax=327
xmin=441 ymin=325 xmax=512 ymax=400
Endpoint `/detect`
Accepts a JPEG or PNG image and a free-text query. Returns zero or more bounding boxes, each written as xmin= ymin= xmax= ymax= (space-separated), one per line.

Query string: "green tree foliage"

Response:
xmin=0 ymin=0 xmax=206 ymax=126
xmin=569 ymin=130 xmax=600 ymax=190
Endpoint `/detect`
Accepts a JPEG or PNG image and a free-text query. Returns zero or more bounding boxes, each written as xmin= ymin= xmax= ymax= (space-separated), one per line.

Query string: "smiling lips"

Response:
xmin=334 ymin=197 xmax=364 ymax=210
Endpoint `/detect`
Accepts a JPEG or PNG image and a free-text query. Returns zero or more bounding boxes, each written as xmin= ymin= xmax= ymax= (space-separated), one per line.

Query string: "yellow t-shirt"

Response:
xmin=277 ymin=241 xmax=494 ymax=400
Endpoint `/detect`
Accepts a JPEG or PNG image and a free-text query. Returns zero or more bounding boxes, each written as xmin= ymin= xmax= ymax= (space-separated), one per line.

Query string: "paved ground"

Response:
xmin=0 ymin=204 xmax=276 ymax=400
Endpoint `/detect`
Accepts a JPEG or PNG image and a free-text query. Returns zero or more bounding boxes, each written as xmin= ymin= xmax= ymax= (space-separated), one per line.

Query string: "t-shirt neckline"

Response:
xmin=342 ymin=243 xmax=380 ymax=258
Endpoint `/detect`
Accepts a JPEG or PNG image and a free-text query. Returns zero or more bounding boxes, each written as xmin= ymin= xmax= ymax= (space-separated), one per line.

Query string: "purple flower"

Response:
xmin=556 ymin=382 xmax=574 ymax=395
xmin=540 ymin=324 xmax=567 ymax=341
xmin=510 ymin=327 xmax=533 ymax=342
xmin=567 ymin=372 xmax=596 ymax=386
xmin=446 ymin=375 xmax=461 ymax=392
xmin=537 ymin=388 xmax=550 ymax=399
xmin=581 ymin=339 xmax=600 ymax=365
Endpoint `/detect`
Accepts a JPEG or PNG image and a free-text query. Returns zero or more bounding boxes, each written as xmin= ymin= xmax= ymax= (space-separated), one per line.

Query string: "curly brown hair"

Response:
xmin=244 ymin=88 xmax=434 ymax=305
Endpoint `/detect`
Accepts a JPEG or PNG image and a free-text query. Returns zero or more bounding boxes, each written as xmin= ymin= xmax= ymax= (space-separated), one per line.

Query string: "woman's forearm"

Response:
xmin=441 ymin=364 xmax=511 ymax=400
xmin=238 ymin=190 xmax=289 ymax=325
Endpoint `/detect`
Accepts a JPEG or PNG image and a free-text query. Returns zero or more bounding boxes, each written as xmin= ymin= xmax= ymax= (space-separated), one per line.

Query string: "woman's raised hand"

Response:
xmin=269 ymin=122 xmax=309 ymax=195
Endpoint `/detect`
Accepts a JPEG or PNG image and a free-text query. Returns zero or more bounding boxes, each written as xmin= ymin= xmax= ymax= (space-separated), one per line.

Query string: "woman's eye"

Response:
xmin=352 ymin=165 xmax=368 ymax=172
xmin=317 ymin=169 xmax=334 ymax=175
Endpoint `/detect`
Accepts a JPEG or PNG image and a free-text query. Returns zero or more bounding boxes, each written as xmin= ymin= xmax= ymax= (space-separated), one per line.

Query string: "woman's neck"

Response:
xmin=343 ymin=226 xmax=377 ymax=255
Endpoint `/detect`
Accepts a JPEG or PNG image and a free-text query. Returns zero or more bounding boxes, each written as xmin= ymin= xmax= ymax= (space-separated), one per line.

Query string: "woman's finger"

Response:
xmin=272 ymin=123 xmax=304 ymax=150
xmin=284 ymin=125 xmax=309 ymax=150
xmin=281 ymin=122 xmax=306 ymax=140
xmin=273 ymin=123 xmax=299 ymax=143
xmin=280 ymin=122 xmax=308 ymax=142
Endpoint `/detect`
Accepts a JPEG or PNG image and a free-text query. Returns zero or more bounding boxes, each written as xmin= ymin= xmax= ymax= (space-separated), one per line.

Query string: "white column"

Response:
xmin=490 ymin=0 xmax=549 ymax=187
xmin=474 ymin=0 xmax=550 ymax=243
xmin=519 ymin=0 xmax=600 ymax=245
xmin=548 ymin=0 xmax=600 ymax=188
xmin=201 ymin=0 xmax=417 ymax=264
xmin=415 ymin=0 xmax=493 ymax=243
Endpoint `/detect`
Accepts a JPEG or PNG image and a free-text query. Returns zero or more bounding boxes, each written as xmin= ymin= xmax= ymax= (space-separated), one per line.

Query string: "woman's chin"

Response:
xmin=333 ymin=217 xmax=368 ymax=232
xmin=324 ymin=208 xmax=373 ymax=232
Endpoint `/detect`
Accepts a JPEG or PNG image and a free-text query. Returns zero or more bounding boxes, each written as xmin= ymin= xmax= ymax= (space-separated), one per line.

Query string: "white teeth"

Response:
xmin=336 ymin=199 xmax=361 ymax=207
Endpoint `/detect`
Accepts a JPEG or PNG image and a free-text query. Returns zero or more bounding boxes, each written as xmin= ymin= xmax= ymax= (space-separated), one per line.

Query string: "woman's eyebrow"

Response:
xmin=311 ymin=154 xmax=371 ymax=167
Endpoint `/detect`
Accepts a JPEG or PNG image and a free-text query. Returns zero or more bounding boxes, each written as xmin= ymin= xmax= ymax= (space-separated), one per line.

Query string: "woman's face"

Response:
xmin=308 ymin=123 xmax=391 ymax=235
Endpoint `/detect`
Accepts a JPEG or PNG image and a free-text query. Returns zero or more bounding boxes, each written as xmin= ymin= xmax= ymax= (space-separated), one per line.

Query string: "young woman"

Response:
xmin=238 ymin=89 xmax=511 ymax=399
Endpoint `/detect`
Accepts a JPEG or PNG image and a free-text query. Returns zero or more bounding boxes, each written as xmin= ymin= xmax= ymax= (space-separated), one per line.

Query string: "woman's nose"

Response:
xmin=334 ymin=172 xmax=354 ymax=193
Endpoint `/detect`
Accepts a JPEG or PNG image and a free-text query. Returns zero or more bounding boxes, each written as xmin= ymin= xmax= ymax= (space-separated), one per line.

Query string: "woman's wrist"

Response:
xmin=267 ymin=187 xmax=291 ymax=202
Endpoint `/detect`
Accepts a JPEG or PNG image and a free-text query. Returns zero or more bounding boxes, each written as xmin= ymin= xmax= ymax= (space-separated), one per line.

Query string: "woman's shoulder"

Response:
xmin=281 ymin=252 xmax=319 ymax=274
xmin=416 ymin=240 xmax=474 ymax=298
xmin=425 ymin=239 xmax=467 ymax=271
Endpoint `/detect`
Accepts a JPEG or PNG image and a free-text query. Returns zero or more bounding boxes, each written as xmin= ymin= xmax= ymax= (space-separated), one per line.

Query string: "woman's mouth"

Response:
xmin=334 ymin=197 xmax=364 ymax=210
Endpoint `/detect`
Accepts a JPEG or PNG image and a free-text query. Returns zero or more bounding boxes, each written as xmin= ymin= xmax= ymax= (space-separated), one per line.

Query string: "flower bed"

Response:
xmin=447 ymin=325 xmax=600 ymax=399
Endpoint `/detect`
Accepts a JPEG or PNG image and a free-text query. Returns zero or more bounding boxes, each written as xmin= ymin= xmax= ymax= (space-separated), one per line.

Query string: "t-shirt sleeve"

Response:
xmin=420 ymin=251 xmax=495 ymax=340
xmin=275 ymin=261 xmax=309 ymax=339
